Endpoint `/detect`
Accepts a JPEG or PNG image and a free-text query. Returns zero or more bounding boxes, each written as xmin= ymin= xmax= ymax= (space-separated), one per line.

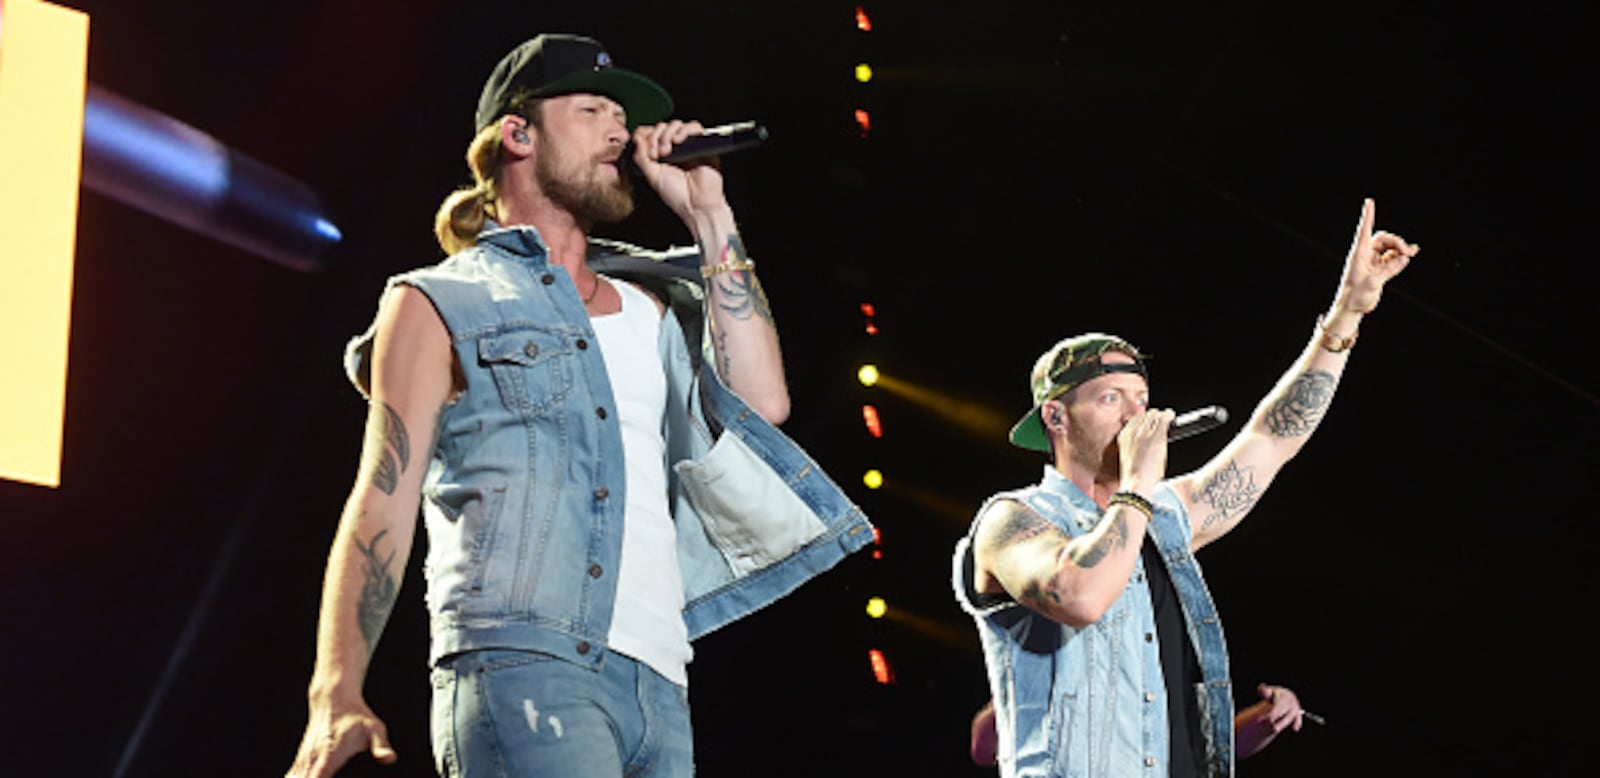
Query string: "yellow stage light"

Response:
xmin=863 ymin=469 xmax=883 ymax=490
xmin=855 ymin=63 xmax=873 ymax=83
xmin=866 ymin=597 xmax=887 ymax=619
xmin=857 ymin=364 xmax=880 ymax=386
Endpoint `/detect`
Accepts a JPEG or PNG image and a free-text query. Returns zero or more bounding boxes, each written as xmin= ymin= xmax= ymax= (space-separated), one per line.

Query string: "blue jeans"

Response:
xmin=431 ymin=649 xmax=694 ymax=777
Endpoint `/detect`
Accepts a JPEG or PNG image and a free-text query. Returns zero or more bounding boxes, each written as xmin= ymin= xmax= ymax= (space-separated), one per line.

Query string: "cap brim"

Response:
xmin=1008 ymin=406 xmax=1051 ymax=452
xmin=535 ymin=69 xmax=674 ymax=128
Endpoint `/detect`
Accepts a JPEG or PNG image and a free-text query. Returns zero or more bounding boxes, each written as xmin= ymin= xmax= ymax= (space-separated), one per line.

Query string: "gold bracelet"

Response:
xmin=1315 ymin=313 xmax=1358 ymax=353
xmin=1107 ymin=491 xmax=1154 ymax=519
xmin=701 ymin=259 xmax=755 ymax=277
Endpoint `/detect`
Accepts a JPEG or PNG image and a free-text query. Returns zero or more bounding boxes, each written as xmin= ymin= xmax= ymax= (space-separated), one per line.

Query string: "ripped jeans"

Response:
xmin=431 ymin=648 xmax=694 ymax=777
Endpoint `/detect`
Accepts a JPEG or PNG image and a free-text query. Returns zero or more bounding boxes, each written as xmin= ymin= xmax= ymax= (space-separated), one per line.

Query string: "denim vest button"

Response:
xmin=596 ymin=406 xmax=608 ymax=419
xmin=576 ymin=338 xmax=588 ymax=350
xmin=576 ymin=641 xmax=591 ymax=655
xmin=588 ymin=563 xmax=603 ymax=578
xmin=524 ymin=341 xmax=539 ymax=357
xmin=594 ymin=487 xmax=609 ymax=500
xmin=1144 ymin=691 xmax=1155 ymax=702
xmin=1145 ymin=632 xmax=1154 ymax=642
xmin=540 ymin=273 xmax=555 ymax=285
xmin=1145 ymin=756 xmax=1157 ymax=767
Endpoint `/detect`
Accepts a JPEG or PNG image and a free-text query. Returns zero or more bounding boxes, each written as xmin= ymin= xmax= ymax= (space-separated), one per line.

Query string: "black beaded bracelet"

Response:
xmin=1107 ymin=491 xmax=1154 ymax=519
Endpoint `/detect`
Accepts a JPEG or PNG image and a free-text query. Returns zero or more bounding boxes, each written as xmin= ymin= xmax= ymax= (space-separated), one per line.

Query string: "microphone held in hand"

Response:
xmin=1169 ymin=405 xmax=1229 ymax=442
xmin=626 ymin=122 xmax=769 ymax=167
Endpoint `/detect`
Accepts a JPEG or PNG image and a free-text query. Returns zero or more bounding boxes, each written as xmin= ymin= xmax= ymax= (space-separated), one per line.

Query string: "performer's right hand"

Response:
xmin=286 ymin=696 xmax=396 ymax=778
xmin=1117 ymin=408 xmax=1174 ymax=495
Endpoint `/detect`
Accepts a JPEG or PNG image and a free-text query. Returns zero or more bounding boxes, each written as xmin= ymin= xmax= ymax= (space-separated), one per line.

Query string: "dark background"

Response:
xmin=4 ymin=1 xmax=1596 ymax=776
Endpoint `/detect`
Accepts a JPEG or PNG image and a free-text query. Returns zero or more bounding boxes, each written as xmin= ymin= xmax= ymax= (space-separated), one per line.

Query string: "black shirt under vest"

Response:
xmin=1141 ymin=535 xmax=1205 ymax=777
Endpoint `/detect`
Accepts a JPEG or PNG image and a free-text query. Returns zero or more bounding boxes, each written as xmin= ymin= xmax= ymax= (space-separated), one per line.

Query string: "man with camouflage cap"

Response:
xmin=953 ymin=200 xmax=1418 ymax=777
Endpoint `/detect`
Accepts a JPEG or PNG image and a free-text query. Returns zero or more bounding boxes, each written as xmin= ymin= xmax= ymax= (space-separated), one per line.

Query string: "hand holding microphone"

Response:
xmin=1169 ymin=405 xmax=1229 ymax=442
xmin=626 ymin=121 xmax=768 ymax=168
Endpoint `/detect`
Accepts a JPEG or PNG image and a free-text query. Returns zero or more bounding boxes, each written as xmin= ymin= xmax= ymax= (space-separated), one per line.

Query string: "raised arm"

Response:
xmin=631 ymin=120 xmax=789 ymax=424
xmin=971 ymin=410 xmax=1173 ymax=628
xmin=1172 ymin=199 xmax=1418 ymax=550
xmin=287 ymin=285 xmax=455 ymax=778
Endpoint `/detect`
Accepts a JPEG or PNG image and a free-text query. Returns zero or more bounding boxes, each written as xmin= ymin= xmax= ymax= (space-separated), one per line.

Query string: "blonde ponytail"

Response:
xmin=432 ymin=121 xmax=510 ymax=255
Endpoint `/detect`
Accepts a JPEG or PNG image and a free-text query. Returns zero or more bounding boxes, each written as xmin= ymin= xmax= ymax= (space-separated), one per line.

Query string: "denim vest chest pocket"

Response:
xmin=477 ymin=325 xmax=577 ymax=416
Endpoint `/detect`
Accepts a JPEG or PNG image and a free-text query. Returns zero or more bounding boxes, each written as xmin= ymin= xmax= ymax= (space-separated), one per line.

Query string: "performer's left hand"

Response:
xmin=1335 ymin=197 xmax=1420 ymax=315
xmin=1256 ymin=683 xmax=1305 ymax=734
xmin=630 ymin=120 xmax=730 ymax=223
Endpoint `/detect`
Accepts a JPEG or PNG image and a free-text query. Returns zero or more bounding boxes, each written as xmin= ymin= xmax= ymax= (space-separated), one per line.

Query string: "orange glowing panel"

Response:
xmin=854 ymin=108 xmax=871 ymax=137
xmin=0 ymin=0 xmax=89 ymax=487
xmin=868 ymin=648 xmax=894 ymax=684
xmin=862 ymin=404 xmax=883 ymax=438
xmin=855 ymin=6 xmax=873 ymax=32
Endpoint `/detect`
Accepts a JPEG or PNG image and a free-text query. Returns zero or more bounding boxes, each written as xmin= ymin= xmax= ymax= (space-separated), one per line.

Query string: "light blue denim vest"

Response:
xmin=952 ymin=467 xmax=1234 ymax=777
xmin=346 ymin=224 xmax=874 ymax=669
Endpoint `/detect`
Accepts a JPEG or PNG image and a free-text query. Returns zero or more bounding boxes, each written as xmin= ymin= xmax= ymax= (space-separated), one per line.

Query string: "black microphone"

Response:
xmin=1169 ymin=405 xmax=1229 ymax=442
xmin=626 ymin=121 xmax=769 ymax=166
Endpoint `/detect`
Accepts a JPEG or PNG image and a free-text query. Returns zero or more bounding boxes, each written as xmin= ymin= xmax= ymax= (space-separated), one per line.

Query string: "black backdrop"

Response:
xmin=3 ymin=1 xmax=1595 ymax=776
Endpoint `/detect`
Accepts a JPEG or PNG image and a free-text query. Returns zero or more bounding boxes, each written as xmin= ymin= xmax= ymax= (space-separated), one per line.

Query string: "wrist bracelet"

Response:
xmin=1315 ymin=313 xmax=1358 ymax=353
xmin=1107 ymin=491 xmax=1154 ymax=519
xmin=701 ymin=259 xmax=755 ymax=277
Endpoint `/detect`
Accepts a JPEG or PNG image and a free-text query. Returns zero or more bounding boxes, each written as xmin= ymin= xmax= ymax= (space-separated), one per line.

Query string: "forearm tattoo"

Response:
xmin=715 ymin=328 xmax=732 ymax=377
xmin=355 ymin=527 xmax=398 ymax=654
xmin=712 ymin=236 xmax=775 ymax=326
xmin=1195 ymin=460 xmax=1263 ymax=531
xmin=1070 ymin=512 xmax=1129 ymax=569
xmin=1264 ymin=370 xmax=1338 ymax=437
xmin=361 ymin=401 xmax=410 ymax=495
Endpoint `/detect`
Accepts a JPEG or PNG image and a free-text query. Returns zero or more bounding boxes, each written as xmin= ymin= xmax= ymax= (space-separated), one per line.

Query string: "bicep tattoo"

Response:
xmin=1195 ymin=460 xmax=1263 ymax=531
xmin=1264 ymin=370 xmax=1338 ymax=437
xmin=361 ymin=400 xmax=411 ymax=495
xmin=355 ymin=527 xmax=399 ymax=654
xmin=982 ymin=503 xmax=1055 ymax=551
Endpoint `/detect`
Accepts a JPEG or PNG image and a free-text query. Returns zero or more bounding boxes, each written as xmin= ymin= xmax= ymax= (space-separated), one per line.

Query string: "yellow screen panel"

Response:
xmin=0 ymin=0 xmax=89 ymax=487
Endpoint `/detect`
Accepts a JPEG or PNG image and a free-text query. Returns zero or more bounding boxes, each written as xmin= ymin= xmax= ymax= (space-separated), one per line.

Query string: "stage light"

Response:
xmin=855 ymin=6 xmax=873 ymax=32
xmin=866 ymin=597 xmax=887 ymax=619
xmin=858 ymin=364 xmax=880 ymax=386
xmin=855 ymin=63 xmax=873 ymax=83
xmin=0 ymin=0 xmax=90 ymax=487
xmin=854 ymin=108 xmax=871 ymax=138
xmin=862 ymin=404 xmax=883 ymax=438
xmin=863 ymin=469 xmax=883 ymax=490
xmin=860 ymin=303 xmax=876 ymax=317
xmin=868 ymin=649 xmax=894 ymax=685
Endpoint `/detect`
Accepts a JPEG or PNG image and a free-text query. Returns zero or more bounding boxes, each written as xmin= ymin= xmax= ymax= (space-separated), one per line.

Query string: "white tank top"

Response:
xmin=592 ymin=276 xmax=693 ymax=685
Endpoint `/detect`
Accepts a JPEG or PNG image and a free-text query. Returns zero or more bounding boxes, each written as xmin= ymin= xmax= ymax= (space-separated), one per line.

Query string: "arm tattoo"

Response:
xmin=712 ymin=236 xmax=775 ymax=326
xmin=362 ymin=401 xmax=410 ymax=495
xmin=1069 ymin=512 xmax=1129 ymax=569
xmin=984 ymin=503 xmax=1055 ymax=550
xmin=1264 ymin=370 xmax=1338 ymax=437
xmin=1195 ymin=460 xmax=1263 ymax=531
xmin=355 ymin=527 xmax=399 ymax=654
xmin=715 ymin=327 xmax=731 ymax=377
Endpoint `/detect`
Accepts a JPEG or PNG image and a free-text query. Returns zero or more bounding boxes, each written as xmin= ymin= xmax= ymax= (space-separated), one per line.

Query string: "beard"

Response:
xmin=1064 ymin=418 xmax=1123 ymax=480
xmin=535 ymin=141 xmax=635 ymax=225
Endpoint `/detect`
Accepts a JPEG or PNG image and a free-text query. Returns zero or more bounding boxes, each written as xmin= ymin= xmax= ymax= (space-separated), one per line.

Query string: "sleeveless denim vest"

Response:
xmin=952 ymin=467 xmax=1234 ymax=777
xmin=346 ymin=224 xmax=874 ymax=670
